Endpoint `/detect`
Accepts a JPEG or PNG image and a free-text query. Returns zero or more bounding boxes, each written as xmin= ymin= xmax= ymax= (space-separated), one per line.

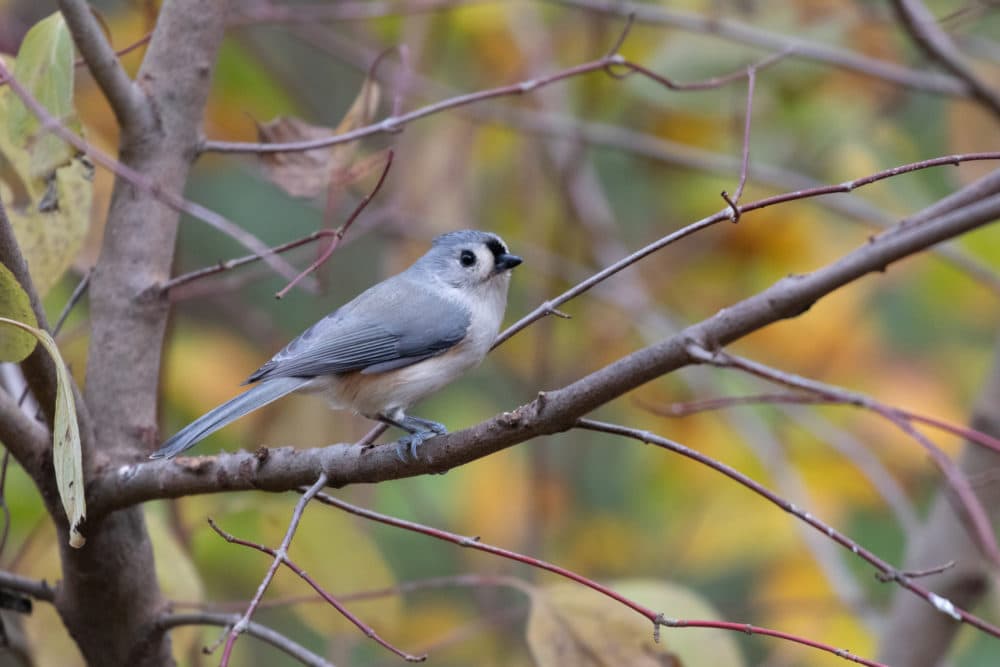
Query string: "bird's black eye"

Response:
xmin=460 ymin=250 xmax=477 ymax=267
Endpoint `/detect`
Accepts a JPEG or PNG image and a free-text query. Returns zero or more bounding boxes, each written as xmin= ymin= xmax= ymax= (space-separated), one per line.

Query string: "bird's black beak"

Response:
xmin=495 ymin=253 xmax=523 ymax=271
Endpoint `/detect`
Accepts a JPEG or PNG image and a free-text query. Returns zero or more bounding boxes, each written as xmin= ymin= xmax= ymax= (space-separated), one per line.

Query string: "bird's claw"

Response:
xmin=393 ymin=426 xmax=447 ymax=463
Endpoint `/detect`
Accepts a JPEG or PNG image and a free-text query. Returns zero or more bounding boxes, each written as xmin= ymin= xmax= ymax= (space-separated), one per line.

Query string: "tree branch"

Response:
xmin=88 ymin=191 xmax=1000 ymax=514
xmin=553 ymin=0 xmax=968 ymax=96
xmin=879 ymin=334 xmax=1000 ymax=665
xmin=54 ymin=1 xmax=233 ymax=666
xmin=0 ymin=570 xmax=55 ymax=603
xmin=890 ymin=0 xmax=1000 ymax=118
xmin=56 ymin=0 xmax=149 ymax=131
xmin=154 ymin=612 xmax=334 ymax=667
xmin=0 ymin=389 xmax=47 ymax=481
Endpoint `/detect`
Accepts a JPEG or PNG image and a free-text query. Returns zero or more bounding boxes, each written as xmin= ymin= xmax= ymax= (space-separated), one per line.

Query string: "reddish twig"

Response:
xmin=308 ymin=490 xmax=882 ymax=665
xmin=652 ymin=391 xmax=1000 ymax=455
xmin=215 ymin=474 xmax=328 ymax=666
xmin=681 ymin=346 xmax=1000 ymax=568
xmin=720 ymin=63 xmax=757 ymax=221
xmin=0 ymin=62 xmax=302 ymax=287
xmin=493 ymin=151 xmax=1000 ymax=349
xmin=201 ymin=24 xmax=785 ymax=155
xmin=275 ymin=150 xmax=394 ymax=298
xmin=161 ymin=231 xmax=338 ymax=292
xmin=233 ymin=0 xmax=493 ymax=24
xmin=72 ymin=30 xmax=152 ymax=69
xmin=575 ymin=418 xmax=1000 ymax=640
xmin=209 ymin=475 xmax=425 ymax=664
xmin=876 ymin=561 xmax=956 ymax=582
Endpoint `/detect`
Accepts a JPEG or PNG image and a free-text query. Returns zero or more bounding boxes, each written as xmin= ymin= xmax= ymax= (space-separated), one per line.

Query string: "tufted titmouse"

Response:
xmin=151 ymin=230 xmax=521 ymax=460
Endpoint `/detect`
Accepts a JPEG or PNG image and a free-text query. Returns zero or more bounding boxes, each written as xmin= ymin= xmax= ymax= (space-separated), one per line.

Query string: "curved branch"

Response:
xmin=88 ymin=191 xmax=1000 ymax=514
xmin=0 ymin=390 xmax=47 ymax=481
xmin=56 ymin=0 xmax=149 ymax=131
xmin=155 ymin=612 xmax=334 ymax=667
xmin=553 ymin=0 xmax=967 ymax=96
xmin=890 ymin=0 xmax=1000 ymax=118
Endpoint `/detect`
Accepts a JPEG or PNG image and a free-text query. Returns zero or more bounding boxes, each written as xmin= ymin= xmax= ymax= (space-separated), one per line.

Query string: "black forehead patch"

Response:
xmin=485 ymin=238 xmax=506 ymax=257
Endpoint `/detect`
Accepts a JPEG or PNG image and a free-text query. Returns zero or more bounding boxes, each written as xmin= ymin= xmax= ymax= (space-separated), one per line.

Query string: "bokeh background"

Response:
xmin=2 ymin=0 xmax=1000 ymax=665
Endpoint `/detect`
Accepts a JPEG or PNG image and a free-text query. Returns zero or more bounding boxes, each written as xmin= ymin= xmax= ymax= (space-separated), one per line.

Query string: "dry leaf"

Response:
xmin=257 ymin=78 xmax=381 ymax=198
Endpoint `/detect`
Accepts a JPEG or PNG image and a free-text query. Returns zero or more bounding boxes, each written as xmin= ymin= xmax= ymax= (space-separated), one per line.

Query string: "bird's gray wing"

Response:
xmin=246 ymin=279 xmax=470 ymax=383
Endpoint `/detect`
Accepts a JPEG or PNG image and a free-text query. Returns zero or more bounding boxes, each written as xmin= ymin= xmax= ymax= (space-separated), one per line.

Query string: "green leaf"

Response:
xmin=0 ymin=317 xmax=85 ymax=548
xmin=6 ymin=12 xmax=80 ymax=178
xmin=0 ymin=13 xmax=92 ymax=297
xmin=0 ymin=263 xmax=38 ymax=361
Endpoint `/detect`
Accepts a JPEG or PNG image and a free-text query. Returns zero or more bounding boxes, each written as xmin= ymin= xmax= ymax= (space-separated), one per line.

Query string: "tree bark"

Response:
xmin=52 ymin=1 xmax=230 ymax=664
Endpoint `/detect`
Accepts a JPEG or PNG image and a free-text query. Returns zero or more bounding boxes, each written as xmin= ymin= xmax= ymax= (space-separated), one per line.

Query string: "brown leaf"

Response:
xmin=256 ymin=78 xmax=381 ymax=199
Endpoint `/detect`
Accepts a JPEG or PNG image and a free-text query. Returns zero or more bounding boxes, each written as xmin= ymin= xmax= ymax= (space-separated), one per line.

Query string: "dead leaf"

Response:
xmin=257 ymin=78 xmax=381 ymax=198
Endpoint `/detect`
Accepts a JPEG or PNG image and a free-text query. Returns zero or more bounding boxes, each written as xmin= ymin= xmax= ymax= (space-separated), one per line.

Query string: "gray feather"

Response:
xmin=246 ymin=275 xmax=470 ymax=383
xmin=151 ymin=376 xmax=309 ymax=459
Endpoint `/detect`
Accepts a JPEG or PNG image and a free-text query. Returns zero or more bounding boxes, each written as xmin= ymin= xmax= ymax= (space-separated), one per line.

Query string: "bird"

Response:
xmin=150 ymin=230 xmax=522 ymax=461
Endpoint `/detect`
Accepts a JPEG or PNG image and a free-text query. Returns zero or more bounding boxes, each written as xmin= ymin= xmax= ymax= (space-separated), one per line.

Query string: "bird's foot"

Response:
xmin=393 ymin=422 xmax=448 ymax=462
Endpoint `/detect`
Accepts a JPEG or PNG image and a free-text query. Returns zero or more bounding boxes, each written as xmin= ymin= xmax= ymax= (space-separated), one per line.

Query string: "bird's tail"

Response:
xmin=150 ymin=377 xmax=309 ymax=459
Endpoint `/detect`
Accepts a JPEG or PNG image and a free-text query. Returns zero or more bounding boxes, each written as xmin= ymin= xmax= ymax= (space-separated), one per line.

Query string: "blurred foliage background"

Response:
xmin=2 ymin=0 xmax=1000 ymax=665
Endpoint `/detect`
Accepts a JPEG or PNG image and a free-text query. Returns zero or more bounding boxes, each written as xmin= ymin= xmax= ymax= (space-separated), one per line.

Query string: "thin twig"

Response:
xmin=720 ymin=63 xmax=757 ymax=220
xmin=202 ymin=25 xmax=783 ymax=155
xmin=275 ymin=150 xmax=394 ymax=298
xmin=216 ymin=474 xmax=329 ymax=666
xmin=876 ymin=561 xmax=956 ymax=582
xmin=210 ymin=474 xmax=424 ymax=664
xmin=298 ymin=25 xmax=1000 ymax=293
xmin=156 ymin=612 xmax=334 ymax=667
xmin=682 ymin=346 xmax=1000 ymax=568
xmin=493 ymin=152 xmax=1000 ymax=348
xmin=309 ymin=490 xmax=883 ymax=666
xmin=51 ymin=269 xmax=93 ymax=338
xmin=551 ymin=0 xmax=967 ymax=95
xmin=575 ymin=418 xmax=1000 ymax=639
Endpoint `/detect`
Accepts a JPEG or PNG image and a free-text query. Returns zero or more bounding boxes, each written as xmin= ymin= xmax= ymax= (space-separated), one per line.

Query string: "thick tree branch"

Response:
xmin=890 ymin=0 xmax=1000 ymax=118
xmin=55 ymin=1 xmax=232 ymax=666
xmin=56 ymin=0 xmax=149 ymax=130
xmin=0 ymin=389 xmax=47 ymax=484
xmin=0 ymin=570 xmax=55 ymax=603
xmin=88 ymin=192 xmax=1000 ymax=514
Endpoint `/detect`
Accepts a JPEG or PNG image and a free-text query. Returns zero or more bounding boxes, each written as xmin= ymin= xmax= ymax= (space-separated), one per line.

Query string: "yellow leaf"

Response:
xmin=2 ymin=155 xmax=94 ymax=296
xmin=527 ymin=579 xmax=745 ymax=667
xmin=0 ymin=262 xmax=38 ymax=361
